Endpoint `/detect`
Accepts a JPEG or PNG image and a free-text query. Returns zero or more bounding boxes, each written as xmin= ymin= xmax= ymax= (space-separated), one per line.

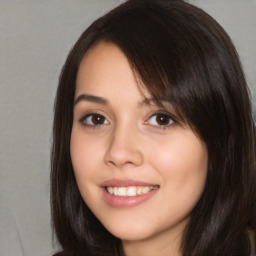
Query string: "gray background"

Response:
xmin=0 ymin=1 xmax=255 ymax=256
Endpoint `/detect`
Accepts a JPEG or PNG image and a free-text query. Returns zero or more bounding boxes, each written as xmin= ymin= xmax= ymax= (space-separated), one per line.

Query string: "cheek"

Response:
xmin=149 ymin=134 xmax=208 ymax=203
xmin=70 ymin=133 xmax=89 ymax=174
xmin=70 ymin=129 xmax=104 ymax=187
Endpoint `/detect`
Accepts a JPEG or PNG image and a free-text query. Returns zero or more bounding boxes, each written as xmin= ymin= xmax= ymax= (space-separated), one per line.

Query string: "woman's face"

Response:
xmin=71 ymin=41 xmax=208 ymax=248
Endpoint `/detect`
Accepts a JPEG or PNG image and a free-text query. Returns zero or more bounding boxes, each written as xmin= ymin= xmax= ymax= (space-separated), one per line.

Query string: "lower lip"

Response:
xmin=101 ymin=187 xmax=159 ymax=208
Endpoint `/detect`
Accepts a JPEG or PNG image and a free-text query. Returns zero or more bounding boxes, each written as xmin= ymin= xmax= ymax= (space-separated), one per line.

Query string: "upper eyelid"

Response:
xmin=147 ymin=110 xmax=178 ymax=123
xmin=77 ymin=109 xmax=109 ymax=119
xmin=79 ymin=112 xmax=108 ymax=122
xmin=146 ymin=113 xmax=174 ymax=125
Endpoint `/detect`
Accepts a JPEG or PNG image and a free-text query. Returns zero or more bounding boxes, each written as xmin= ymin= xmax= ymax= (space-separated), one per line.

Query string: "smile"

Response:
xmin=101 ymin=179 xmax=160 ymax=207
xmin=106 ymin=185 xmax=159 ymax=197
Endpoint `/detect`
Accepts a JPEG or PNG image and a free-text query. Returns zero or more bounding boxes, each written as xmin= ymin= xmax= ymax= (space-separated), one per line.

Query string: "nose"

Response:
xmin=104 ymin=124 xmax=143 ymax=168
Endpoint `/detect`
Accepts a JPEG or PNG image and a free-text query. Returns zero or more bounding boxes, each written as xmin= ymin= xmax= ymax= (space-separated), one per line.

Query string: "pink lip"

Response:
xmin=100 ymin=178 xmax=156 ymax=187
xmin=100 ymin=179 xmax=159 ymax=208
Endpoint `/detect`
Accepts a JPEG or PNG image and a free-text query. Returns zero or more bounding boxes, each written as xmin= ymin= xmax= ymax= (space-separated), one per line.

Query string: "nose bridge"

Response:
xmin=104 ymin=121 xmax=143 ymax=168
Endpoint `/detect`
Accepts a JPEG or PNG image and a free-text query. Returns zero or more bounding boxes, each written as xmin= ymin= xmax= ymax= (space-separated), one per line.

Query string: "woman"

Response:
xmin=51 ymin=0 xmax=256 ymax=255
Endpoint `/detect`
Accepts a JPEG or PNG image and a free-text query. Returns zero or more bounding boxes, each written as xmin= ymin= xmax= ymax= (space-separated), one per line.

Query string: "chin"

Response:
xmin=102 ymin=220 xmax=153 ymax=241
xmin=111 ymin=228 xmax=153 ymax=241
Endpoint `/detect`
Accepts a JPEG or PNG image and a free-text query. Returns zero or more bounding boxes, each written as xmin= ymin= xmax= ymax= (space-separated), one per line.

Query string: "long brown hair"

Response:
xmin=51 ymin=0 xmax=256 ymax=255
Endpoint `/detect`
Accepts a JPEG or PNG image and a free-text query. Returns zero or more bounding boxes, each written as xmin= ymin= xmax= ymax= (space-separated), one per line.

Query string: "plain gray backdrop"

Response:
xmin=0 ymin=1 xmax=255 ymax=255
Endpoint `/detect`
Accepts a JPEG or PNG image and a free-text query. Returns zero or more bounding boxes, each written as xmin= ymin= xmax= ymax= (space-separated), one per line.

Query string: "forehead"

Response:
xmin=75 ymin=41 xmax=151 ymax=100
xmin=75 ymin=41 xmax=181 ymax=117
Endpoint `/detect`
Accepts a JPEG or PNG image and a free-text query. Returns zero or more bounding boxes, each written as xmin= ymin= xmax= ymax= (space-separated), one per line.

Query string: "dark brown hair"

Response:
xmin=51 ymin=0 xmax=256 ymax=255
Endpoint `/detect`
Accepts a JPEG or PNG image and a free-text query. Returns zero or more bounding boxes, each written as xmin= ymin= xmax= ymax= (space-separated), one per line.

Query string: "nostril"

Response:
xmin=108 ymin=161 xmax=116 ymax=166
xmin=107 ymin=160 xmax=139 ymax=168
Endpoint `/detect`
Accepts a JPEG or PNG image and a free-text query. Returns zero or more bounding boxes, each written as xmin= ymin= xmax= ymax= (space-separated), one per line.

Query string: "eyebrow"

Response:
xmin=74 ymin=94 xmax=109 ymax=106
xmin=74 ymin=93 xmax=172 ymax=109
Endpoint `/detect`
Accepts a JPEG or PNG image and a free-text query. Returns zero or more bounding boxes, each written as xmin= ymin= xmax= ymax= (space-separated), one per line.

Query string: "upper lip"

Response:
xmin=100 ymin=178 xmax=158 ymax=187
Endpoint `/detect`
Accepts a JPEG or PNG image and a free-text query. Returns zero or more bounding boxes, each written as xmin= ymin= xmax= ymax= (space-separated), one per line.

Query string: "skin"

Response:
xmin=70 ymin=41 xmax=208 ymax=256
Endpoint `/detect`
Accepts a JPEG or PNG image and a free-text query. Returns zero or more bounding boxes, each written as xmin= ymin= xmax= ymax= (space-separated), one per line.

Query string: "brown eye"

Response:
xmin=91 ymin=114 xmax=106 ymax=125
xmin=147 ymin=113 xmax=174 ymax=127
xmin=81 ymin=114 xmax=108 ymax=126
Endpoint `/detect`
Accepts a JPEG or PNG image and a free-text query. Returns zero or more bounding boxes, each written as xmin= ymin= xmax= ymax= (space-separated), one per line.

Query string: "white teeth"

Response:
xmin=127 ymin=187 xmax=137 ymax=196
xmin=107 ymin=187 xmax=114 ymax=195
xmin=114 ymin=187 xmax=118 ymax=196
xmin=106 ymin=186 xmax=158 ymax=197
xmin=142 ymin=186 xmax=150 ymax=194
xmin=117 ymin=187 xmax=126 ymax=196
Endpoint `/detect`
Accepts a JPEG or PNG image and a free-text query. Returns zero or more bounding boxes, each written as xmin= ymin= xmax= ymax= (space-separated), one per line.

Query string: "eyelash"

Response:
xmin=146 ymin=112 xmax=176 ymax=129
xmin=79 ymin=111 xmax=177 ymax=130
xmin=79 ymin=113 xmax=109 ymax=129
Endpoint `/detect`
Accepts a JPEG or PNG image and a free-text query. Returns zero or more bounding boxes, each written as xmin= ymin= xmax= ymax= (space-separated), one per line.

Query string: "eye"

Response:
xmin=147 ymin=113 xmax=174 ymax=128
xmin=80 ymin=113 xmax=109 ymax=127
